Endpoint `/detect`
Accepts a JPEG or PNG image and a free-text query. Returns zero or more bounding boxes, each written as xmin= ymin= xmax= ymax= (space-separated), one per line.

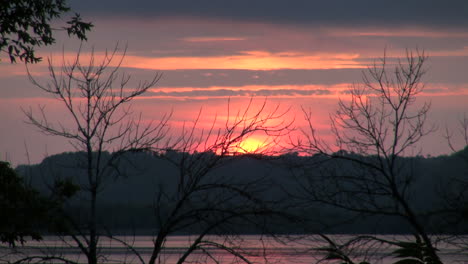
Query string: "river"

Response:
xmin=1 ymin=235 xmax=467 ymax=264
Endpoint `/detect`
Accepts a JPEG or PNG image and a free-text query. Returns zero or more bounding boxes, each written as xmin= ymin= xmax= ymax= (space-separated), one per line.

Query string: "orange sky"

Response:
xmin=1 ymin=17 xmax=468 ymax=164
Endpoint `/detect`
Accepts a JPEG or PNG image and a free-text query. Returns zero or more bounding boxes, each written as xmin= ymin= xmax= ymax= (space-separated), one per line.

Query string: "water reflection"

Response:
xmin=1 ymin=235 xmax=467 ymax=264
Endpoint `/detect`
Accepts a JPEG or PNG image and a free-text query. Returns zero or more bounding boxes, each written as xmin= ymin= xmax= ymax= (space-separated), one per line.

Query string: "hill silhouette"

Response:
xmin=15 ymin=148 xmax=468 ymax=234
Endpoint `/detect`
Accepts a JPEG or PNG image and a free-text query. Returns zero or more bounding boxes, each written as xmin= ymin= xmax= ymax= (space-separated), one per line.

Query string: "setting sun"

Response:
xmin=233 ymin=138 xmax=266 ymax=154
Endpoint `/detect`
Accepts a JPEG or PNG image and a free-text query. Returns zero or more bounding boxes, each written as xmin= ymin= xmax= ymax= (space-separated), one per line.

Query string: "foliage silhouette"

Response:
xmin=0 ymin=0 xmax=93 ymax=63
xmin=0 ymin=161 xmax=78 ymax=247
xmin=0 ymin=161 xmax=46 ymax=246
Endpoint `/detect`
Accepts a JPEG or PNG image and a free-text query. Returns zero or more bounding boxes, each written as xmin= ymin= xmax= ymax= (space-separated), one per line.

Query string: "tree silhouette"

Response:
xmin=445 ymin=113 xmax=468 ymax=162
xmin=140 ymin=99 xmax=294 ymax=264
xmin=442 ymin=114 xmax=468 ymax=253
xmin=0 ymin=159 xmax=81 ymax=260
xmin=294 ymin=50 xmax=443 ymax=263
xmin=0 ymin=0 xmax=92 ymax=63
xmin=24 ymin=45 xmax=169 ymax=264
xmin=0 ymin=161 xmax=48 ymax=247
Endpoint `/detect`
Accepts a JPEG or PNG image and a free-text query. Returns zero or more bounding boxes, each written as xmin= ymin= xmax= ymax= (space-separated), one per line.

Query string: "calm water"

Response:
xmin=2 ymin=235 xmax=468 ymax=264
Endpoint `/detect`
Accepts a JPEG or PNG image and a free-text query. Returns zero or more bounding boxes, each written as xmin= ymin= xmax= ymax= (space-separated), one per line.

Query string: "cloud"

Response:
xmin=182 ymin=37 xmax=247 ymax=42
xmin=70 ymin=0 xmax=468 ymax=28
xmin=40 ymin=17 xmax=468 ymax=69
xmin=329 ymin=29 xmax=468 ymax=38
xmin=147 ymin=86 xmax=333 ymax=99
xmin=155 ymin=69 xmax=363 ymax=87
xmin=118 ymin=51 xmax=364 ymax=71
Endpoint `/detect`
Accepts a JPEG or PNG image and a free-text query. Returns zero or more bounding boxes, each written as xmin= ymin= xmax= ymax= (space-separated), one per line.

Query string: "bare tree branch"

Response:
xmin=294 ymin=49 xmax=442 ymax=263
xmin=23 ymin=44 xmax=168 ymax=264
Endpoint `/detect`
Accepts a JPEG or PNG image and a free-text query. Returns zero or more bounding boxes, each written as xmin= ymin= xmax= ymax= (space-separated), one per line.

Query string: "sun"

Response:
xmin=233 ymin=138 xmax=265 ymax=154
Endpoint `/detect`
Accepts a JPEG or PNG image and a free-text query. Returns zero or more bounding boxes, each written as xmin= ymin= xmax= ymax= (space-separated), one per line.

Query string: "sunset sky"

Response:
xmin=1 ymin=0 xmax=468 ymax=165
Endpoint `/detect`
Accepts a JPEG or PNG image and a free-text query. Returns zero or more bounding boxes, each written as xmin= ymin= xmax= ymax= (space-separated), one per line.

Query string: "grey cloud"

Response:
xmin=4 ymin=61 xmax=468 ymax=99
xmin=423 ymin=88 xmax=451 ymax=94
xmin=70 ymin=0 xmax=468 ymax=28
xmin=0 ymin=68 xmax=359 ymax=99
xmin=0 ymin=76 xmax=44 ymax=98
xmin=149 ymin=88 xmax=331 ymax=98
xmin=424 ymin=56 xmax=468 ymax=84
xmin=46 ymin=16 xmax=468 ymax=64
xmin=154 ymin=69 xmax=362 ymax=87
xmin=148 ymin=59 xmax=468 ymax=93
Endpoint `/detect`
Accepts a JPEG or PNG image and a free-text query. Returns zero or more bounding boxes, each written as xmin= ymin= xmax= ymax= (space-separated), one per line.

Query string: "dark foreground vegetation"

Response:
xmin=14 ymin=148 xmax=468 ymax=235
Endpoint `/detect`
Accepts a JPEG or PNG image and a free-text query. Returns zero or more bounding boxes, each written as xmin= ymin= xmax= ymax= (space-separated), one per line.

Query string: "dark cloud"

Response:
xmin=70 ymin=0 xmax=468 ymax=28
xmin=148 ymin=69 xmax=363 ymax=88
xmin=424 ymin=56 xmax=468 ymax=84
xmin=0 ymin=76 xmax=45 ymax=98
xmin=149 ymin=88 xmax=331 ymax=98
xmin=423 ymin=88 xmax=451 ymax=94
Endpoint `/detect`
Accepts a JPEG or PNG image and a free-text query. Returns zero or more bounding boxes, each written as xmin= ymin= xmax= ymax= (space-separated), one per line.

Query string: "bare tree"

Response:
xmin=142 ymin=99 xmax=294 ymax=264
xmin=23 ymin=45 xmax=170 ymax=264
xmin=445 ymin=113 xmax=468 ymax=161
xmin=294 ymin=50 xmax=443 ymax=263
xmin=441 ymin=114 xmax=468 ymax=252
